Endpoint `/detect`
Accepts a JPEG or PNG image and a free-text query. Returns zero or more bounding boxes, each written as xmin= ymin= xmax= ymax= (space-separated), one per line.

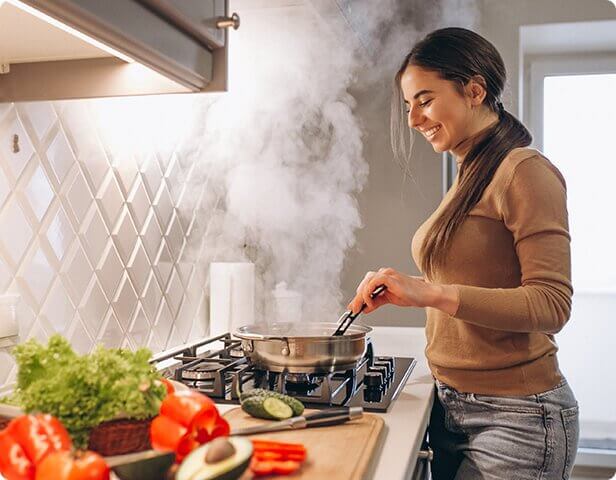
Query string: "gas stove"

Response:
xmin=151 ymin=333 xmax=416 ymax=412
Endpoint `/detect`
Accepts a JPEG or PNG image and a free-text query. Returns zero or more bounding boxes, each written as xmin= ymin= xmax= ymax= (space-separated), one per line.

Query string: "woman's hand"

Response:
xmin=347 ymin=268 xmax=460 ymax=316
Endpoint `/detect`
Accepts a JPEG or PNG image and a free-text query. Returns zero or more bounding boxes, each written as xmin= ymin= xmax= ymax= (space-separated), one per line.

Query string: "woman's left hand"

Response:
xmin=347 ymin=268 xmax=459 ymax=315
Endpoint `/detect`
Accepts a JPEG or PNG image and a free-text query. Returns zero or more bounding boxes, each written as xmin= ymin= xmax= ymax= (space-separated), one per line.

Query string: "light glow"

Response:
xmin=7 ymin=0 xmax=135 ymax=63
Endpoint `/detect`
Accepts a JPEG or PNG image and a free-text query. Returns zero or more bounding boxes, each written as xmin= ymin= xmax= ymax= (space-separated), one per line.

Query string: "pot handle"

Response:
xmin=241 ymin=337 xmax=291 ymax=356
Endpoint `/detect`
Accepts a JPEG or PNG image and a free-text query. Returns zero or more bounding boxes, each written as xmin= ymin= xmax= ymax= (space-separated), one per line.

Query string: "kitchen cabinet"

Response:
xmin=0 ymin=0 xmax=236 ymax=101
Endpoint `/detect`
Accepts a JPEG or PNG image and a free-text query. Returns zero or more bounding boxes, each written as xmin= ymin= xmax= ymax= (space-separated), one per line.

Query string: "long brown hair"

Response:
xmin=391 ymin=27 xmax=532 ymax=280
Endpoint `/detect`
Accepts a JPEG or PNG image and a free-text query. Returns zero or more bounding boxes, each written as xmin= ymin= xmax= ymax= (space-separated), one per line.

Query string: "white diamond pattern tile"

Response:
xmin=165 ymin=267 xmax=184 ymax=319
xmin=20 ymin=103 xmax=57 ymax=142
xmin=0 ymin=167 xmax=11 ymax=211
xmin=141 ymin=271 xmax=162 ymax=324
xmin=41 ymin=279 xmax=76 ymax=335
xmin=0 ymin=256 xmax=12 ymax=291
xmin=45 ymin=206 xmax=75 ymax=264
xmin=62 ymin=245 xmax=92 ymax=306
xmin=141 ymin=156 xmax=162 ymax=200
xmin=153 ymin=299 xmax=173 ymax=349
xmin=113 ymin=207 xmax=138 ymax=264
xmin=113 ymin=154 xmax=139 ymax=197
xmin=127 ymin=175 xmax=149 ymax=231
xmin=154 ymin=240 xmax=173 ymax=290
xmin=69 ymin=314 xmax=93 ymax=354
xmin=112 ymin=273 xmax=138 ymax=331
xmin=128 ymin=304 xmax=150 ymax=348
xmin=0 ymin=353 xmax=15 ymax=386
xmin=79 ymin=278 xmax=108 ymax=338
xmin=0 ymin=114 xmax=35 ymax=182
xmin=96 ymin=242 xmax=123 ymax=300
xmin=81 ymin=207 xmax=108 ymax=268
xmin=46 ymin=129 xmax=75 ymax=187
xmin=98 ymin=309 xmax=124 ymax=348
xmin=65 ymin=169 xmax=92 ymax=227
xmin=141 ymin=209 xmax=162 ymax=260
xmin=18 ymin=246 xmax=55 ymax=307
xmin=0 ymin=200 xmax=33 ymax=266
xmin=0 ymin=98 xmax=216 ymax=392
xmin=97 ymin=173 xmax=124 ymax=227
xmin=153 ymin=181 xmax=173 ymax=233
xmin=127 ymin=240 xmax=149 ymax=296
xmin=59 ymin=103 xmax=109 ymax=193
xmin=23 ymin=165 xmax=54 ymax=222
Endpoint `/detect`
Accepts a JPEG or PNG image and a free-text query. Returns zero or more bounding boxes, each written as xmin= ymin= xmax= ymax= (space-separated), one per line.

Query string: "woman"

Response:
xmin=348 ymin=28 xmax=579 ymax=479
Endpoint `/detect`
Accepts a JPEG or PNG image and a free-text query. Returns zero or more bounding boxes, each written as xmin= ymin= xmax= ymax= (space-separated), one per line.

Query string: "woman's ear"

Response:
xmin=465 ymin=75 xmax=488 ymax=106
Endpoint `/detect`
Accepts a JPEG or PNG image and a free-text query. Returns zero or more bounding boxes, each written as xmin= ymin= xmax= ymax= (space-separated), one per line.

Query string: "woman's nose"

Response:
xmin=408 ymin=108 xmax=423 ymax=129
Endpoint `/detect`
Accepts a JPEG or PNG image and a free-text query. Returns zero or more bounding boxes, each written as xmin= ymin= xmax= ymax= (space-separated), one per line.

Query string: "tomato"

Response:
xmin=0 ymin=414 xmax=73 ymax=480
xmin=35 ymin=450 xmax=109 ymax=480
xmin=9 ymin=415 xmax=72 ymax=465
xmin=0 ymin=429 xmax=34 ymax=480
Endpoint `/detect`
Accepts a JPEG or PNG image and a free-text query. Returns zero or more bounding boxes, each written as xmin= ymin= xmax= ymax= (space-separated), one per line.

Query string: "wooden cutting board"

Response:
xmin=224 ymin=408 xmax=384 ymax=480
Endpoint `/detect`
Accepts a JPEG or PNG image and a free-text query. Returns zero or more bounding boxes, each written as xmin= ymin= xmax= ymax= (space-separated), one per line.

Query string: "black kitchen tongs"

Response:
xmin=332 ymin=285 xmax=387 ymax=336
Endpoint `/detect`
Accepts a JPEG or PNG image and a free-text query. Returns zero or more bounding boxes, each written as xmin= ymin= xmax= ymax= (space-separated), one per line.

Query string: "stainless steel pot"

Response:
xmin=233 ymin=322 xmax=372 ymax=373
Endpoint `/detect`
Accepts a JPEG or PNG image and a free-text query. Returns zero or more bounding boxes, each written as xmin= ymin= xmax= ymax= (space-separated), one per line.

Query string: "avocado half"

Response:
xmin=175 ymin=437 xmax=253 ymax=480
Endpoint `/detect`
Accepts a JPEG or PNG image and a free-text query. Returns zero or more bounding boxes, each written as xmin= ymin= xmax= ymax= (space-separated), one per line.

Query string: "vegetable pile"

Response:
xmin=1 ymin=335 xmax=166 ymax=447
xmin=0 ymin=413 xmax=109 ymax=480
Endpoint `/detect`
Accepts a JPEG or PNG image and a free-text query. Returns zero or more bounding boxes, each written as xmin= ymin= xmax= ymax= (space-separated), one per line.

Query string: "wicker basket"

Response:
xmin=88 ymin=417 xmax=153 ymax=456
xmin=0 ymin=414 xmax=152 ymax=456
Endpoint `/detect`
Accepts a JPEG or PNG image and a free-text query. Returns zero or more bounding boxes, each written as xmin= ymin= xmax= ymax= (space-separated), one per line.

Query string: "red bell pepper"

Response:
xmin=34 ymin=450 xmax=109 ymax=480
xmin=150 ymin=390 xmax=229 ymax=462
xmin=0 ymin=414 xmax=73 ymax=480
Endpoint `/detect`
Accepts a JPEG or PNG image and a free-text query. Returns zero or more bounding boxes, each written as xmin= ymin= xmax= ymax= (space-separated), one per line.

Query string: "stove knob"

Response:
xmin=373 ymin=361 xmax=391 ymax=379
xmin=368 ymin=366 xmax=388 ymax=383
xmin=376 ymin=356 xmax=395 ymax=371
xmin=364 ymin=371 xmax=383 ymax=389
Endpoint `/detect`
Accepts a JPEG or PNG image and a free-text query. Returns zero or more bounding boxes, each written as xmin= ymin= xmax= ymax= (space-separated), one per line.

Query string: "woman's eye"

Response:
xmin=419 ymin=99 xmax=432 ymax=107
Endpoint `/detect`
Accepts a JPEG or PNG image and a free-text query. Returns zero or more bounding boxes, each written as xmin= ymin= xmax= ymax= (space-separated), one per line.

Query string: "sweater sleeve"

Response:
xmin=452 ymin=155 xmax=573 ymax=334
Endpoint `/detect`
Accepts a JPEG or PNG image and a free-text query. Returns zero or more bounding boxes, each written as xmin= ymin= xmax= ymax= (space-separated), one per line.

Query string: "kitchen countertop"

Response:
xmin=218 ymin=326 xmax=435 ymax=480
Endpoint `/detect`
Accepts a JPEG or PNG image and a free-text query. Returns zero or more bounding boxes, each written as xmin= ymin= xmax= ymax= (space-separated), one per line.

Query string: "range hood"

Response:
xmin=0 ymin=0 xmax=239 ymax=102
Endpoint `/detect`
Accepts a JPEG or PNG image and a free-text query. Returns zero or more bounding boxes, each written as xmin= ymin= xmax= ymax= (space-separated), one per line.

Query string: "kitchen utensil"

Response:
xmin=224 ymin=407 xmax=384 ymax=480
xmin=234 ymin=322 xmax=372 ymax=373
xmin=231 ymin=407 xmax=363 ymax=436
xmin=333 ymin=285 xmax=387 ymax=336
xmin=106 ymin=450 xmax=175 ymax=480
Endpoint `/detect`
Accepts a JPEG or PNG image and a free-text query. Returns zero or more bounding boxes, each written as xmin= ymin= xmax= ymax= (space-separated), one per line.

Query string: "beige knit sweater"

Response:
xmin=411 ymin=147 xmax=572 ymax=395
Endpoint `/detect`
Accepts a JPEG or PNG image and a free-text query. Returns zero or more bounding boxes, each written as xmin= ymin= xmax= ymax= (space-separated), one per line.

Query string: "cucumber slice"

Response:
xmin=262 ymin=397 xmax=293 ymax=420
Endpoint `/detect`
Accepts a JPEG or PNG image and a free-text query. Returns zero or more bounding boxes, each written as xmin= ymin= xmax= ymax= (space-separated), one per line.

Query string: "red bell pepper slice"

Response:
xmin=151 ymin=390 xmax=227 ymax=462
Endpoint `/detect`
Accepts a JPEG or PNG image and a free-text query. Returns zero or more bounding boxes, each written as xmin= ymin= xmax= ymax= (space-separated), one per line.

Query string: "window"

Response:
xmin=528 ymin=53 xmax=616 ymax=453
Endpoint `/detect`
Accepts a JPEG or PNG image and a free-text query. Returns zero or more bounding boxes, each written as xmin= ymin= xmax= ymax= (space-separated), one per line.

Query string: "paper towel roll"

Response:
xmin=209 ymin=262 xmax=255 ymax=337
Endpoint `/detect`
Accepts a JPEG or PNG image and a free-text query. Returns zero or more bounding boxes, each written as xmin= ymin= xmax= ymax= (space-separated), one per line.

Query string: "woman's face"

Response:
xmin=400 ymin=65 xmax=477 ymax=155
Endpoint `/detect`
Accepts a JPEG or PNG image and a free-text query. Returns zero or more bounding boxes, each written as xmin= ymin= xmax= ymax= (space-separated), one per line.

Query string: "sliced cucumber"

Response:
xmin=263 ymin=397 xmax=293 ymax=420
xmin=241 ymin=396 xmax=293 ymax=420
xmin=239 ymin=389 xmax=304 ymax=416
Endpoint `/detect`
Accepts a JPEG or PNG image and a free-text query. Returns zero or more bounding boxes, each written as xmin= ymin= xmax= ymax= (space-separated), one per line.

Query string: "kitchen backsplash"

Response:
xmin=0 ymin=99 xmax=212 ymax=390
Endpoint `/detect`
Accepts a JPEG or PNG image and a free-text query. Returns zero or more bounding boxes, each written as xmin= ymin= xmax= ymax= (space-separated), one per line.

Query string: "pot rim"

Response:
xmin=233 ymin=322 xmax=371 ymax=341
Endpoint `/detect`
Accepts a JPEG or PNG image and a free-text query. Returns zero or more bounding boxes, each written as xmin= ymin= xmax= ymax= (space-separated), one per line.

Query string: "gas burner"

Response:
xmin=151 ymin=333 xmax=416 ymax=413
xmin=182 ymin=362 xmax=226 ymax=380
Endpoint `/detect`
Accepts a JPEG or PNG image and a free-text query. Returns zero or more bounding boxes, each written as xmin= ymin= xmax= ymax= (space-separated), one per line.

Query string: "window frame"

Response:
xmin=525 ymin=52 xmax=616 ymax=150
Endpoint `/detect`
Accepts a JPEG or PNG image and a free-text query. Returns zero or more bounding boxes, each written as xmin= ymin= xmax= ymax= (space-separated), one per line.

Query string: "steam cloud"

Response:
xmin=86 ymin=0 xmax=480 ymax=331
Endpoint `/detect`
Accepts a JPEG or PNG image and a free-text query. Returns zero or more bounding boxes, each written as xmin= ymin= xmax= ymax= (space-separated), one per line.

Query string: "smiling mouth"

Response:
xmin=423 ymin=125 xmax=441 ymax=139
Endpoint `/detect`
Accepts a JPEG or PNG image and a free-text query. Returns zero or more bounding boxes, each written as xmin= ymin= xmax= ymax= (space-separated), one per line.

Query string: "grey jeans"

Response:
xmin=428 ymin=378 xmax=579 ymax=480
